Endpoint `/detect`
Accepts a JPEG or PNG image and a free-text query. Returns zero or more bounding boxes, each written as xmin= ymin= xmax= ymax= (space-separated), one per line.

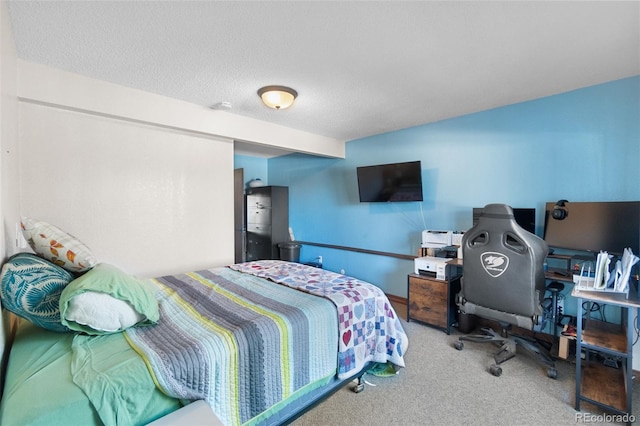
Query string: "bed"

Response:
xmin=0 ymin=219 xmax=408 ymax=426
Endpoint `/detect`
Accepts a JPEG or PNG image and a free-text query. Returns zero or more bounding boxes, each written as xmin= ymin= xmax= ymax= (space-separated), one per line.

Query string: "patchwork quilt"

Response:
xmin=230 ymin=260 xmax=408 ymax=379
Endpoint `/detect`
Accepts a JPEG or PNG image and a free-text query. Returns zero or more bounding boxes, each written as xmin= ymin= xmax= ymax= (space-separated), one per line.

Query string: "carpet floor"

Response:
xmin=292 ymin=302 xmax=639 ymax=425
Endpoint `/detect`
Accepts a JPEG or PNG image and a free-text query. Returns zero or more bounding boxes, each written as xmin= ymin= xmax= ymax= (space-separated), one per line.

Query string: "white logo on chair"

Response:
xmin=481 ymin=252 xmax=509 ymax=277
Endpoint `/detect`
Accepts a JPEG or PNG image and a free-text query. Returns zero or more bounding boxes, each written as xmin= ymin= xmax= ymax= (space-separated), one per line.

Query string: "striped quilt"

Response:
xmin=125 ymin=266 xmax=339 ymax=426
xmin=230 ymin=261 xmax=408 ymax=379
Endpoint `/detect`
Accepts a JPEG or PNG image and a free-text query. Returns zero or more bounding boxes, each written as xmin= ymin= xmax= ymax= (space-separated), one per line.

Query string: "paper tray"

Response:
xmin=573 ymin=274 xmax=629 ymax=297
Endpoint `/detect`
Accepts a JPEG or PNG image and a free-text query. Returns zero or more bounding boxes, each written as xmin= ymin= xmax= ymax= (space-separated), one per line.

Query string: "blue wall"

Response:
xmin=264 ymin=76 xmax=639 ymax=298
xmin=234 ymin=154 xmax=269 ymax=188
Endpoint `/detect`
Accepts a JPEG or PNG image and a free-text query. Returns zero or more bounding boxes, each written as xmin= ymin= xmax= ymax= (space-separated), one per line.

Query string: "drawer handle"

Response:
xmin=409 ymin=302 xmax=432 ymax=312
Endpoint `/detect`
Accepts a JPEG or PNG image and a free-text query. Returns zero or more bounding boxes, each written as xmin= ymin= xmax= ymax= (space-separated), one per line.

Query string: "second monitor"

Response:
xmin=472 ymin=207 xmax=536 ymax=235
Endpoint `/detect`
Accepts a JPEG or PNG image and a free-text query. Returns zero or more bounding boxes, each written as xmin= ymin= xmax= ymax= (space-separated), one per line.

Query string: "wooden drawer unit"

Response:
xmin=407 ymin=273 xmax=461 ymax=334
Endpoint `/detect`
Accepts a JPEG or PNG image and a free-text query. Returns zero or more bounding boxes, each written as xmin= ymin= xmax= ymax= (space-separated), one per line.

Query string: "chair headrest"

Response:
xmin=481 ymin=203 xmax=514 ymax=218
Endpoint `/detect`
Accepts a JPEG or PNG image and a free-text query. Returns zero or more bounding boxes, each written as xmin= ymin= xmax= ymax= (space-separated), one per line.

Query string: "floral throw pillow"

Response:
xmin=21 ymin=217 xmax=97 ymax=273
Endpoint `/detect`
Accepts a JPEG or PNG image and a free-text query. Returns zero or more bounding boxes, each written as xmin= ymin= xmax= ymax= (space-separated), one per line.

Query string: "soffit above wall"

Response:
xmin=17 ymin=60 xmax=345 ymax=159
xmin=234 ymin=141 xmax=296 ymax=159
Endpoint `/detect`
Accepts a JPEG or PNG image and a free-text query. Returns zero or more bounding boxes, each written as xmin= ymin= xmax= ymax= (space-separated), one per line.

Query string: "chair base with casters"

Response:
xmin=453 ymin=323 xmax=557 ymax=379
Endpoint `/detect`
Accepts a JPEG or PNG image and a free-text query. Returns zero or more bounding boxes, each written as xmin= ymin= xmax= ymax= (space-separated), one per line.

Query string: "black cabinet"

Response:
xmin=246 ymin=186 xmax=289 ymax=261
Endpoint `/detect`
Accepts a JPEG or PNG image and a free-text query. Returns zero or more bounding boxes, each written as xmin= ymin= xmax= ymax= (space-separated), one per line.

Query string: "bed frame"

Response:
xmin=258 ymin=364 xmax=370 ymax=426
xmin=150 ymin=365 xmax=370 ymax=426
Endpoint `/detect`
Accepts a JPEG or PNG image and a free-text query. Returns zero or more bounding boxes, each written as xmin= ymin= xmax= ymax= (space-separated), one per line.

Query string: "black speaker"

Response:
xmin=552 ymin=200 xmax=569 ymax=220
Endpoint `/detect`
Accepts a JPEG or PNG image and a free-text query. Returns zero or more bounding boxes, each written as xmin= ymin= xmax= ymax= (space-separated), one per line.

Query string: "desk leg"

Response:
xmin=575 ymin=296 xmax=583 ymax=411
xmin=626 ymin=306 xmax=633 ymax=416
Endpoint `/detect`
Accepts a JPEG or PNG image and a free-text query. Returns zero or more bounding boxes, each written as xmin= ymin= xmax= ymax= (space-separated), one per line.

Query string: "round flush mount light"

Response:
xmin=257 ymin=85 xmax=298 ymax=110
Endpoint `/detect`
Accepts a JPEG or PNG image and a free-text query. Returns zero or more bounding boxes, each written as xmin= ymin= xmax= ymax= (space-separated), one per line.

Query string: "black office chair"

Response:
xmin=454 ymin=204 xmax=557 ymax=379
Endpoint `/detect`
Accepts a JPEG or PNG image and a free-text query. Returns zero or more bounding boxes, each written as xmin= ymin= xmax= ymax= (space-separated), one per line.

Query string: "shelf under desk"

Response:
xmin=572 ymin=286 xmax=639 ymax=422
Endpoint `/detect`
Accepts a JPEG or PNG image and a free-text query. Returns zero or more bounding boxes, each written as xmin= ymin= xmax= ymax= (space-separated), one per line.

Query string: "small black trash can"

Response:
xmin=278 ymin=242 xmax=301 ymax=263
xmin=457 ymin=312 xmax=477 ymax=334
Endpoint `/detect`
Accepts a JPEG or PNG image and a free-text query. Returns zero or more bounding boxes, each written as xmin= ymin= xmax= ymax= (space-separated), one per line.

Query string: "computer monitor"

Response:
xmin=543 ymin=201 xmax=640 ymax=255
xmin=473 ymin=207 xmax=536 ymax=235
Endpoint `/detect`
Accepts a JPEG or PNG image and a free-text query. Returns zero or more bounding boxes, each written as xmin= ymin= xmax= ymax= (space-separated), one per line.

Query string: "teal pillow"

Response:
xmin=0 ymin=252 xmax=74 ymax=332
xmin=59 ymin=263 xmax=159 ymax=335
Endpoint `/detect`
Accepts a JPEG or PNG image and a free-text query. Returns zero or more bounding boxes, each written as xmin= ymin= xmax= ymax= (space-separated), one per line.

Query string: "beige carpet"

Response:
xmin=292 ymin=302 xmax=639 ymax=425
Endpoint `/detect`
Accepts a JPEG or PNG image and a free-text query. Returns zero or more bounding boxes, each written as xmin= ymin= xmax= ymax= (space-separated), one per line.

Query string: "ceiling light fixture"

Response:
xmin=257 ymin=86 xmax=298 ymax=110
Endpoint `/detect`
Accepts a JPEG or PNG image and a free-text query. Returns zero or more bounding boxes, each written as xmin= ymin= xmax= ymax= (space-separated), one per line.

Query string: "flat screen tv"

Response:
xmin=357 ymin=161 xmax=423 ymax=202
xmin=473 ymin=207 xmax=536 ymax=235
xmin=543 ymin=201 xmax=640 ymax=255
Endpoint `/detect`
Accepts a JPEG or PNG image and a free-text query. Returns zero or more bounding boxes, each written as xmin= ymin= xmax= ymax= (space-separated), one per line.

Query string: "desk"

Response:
xmin=572 ymin=286 xmax=639 ymax=422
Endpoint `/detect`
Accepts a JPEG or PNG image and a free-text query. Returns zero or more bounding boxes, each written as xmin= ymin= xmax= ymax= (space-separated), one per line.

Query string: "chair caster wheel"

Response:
xmin=547 ymin=367 xmax=558 ymax=379
xmin=454 ymin=341 xmax=464 ymax=351
xmin=489 ymin=364 xmax=502 ymax=377
xmin=354 ymin=382 xmax=365 ymax=393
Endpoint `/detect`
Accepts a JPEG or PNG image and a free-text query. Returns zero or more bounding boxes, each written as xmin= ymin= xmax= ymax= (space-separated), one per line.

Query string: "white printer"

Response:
xmin=421 ymin=230 xmax=453 ymax=248
xmin=414 ymin=256 xmax=450 ymax=280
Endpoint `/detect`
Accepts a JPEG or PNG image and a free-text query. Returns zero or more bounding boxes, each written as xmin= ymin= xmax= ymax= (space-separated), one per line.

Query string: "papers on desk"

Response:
xmin=593 ymin=251 xmax=612 ymax=290
xmin=615 ymin=248 xmax=640 ymax=292
xmin=575 ymin=248 xmax=639 ymax=294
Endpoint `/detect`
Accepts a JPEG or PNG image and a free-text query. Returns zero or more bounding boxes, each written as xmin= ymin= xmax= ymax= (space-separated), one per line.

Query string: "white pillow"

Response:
xmin=64 ymin=291 xmax=144 ymax=333
xmin=21 ymin=217 xmax=96 ymax=273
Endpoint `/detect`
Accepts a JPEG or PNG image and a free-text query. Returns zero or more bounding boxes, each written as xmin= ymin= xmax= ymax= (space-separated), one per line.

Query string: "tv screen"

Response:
xmin=543 ymin=201 xmax=640 ymax=255
xmin=472 ymin=207 xmax=536 ymax=235
xmin=357 ymin=161 xmax=423 ymax=202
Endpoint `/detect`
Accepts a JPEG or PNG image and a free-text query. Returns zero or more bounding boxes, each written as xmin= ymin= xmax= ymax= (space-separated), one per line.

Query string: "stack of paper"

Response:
xmin=613 ymin=248 xmax=640 ymax=292
xmin=593 ymin=251 xmax=613 ymax=290
xmin=590 ymin=248 xmax=639 ymax=293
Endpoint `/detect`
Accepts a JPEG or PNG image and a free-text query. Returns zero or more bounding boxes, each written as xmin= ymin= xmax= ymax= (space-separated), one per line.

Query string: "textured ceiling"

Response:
xmin=6 ymin=1 xmax=640 ymax=157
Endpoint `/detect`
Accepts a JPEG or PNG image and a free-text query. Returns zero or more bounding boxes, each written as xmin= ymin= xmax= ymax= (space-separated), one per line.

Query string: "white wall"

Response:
xmin=13 ymin=61 xmax=242 ymax=279
xmin=0 ymin=0 xmax=19 ymax=261
xmin=19 ymin=102 xmax=234 ymax=277
xmin=0 ymin=0 xmax=20 ymax=383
